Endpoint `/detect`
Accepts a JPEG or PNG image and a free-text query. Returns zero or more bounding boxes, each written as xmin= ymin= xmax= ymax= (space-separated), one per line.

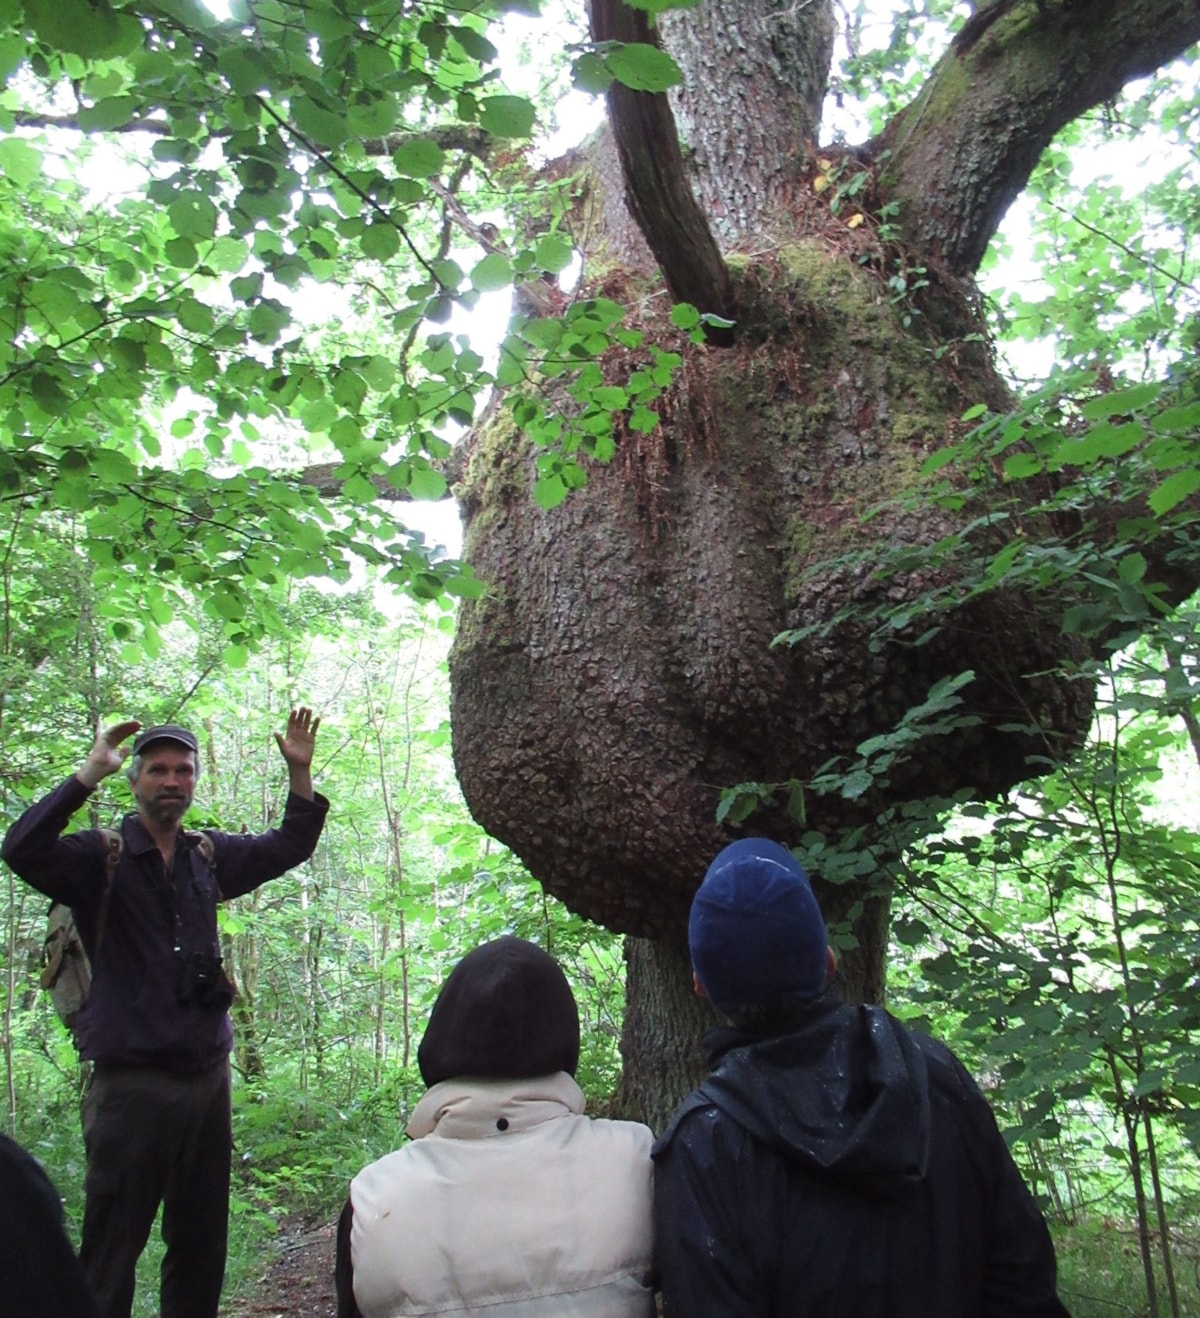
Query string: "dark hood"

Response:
xmin=417 ymin=935 xmax=580 ymax=1086
xmin=696 ymin=1000 xmax=932 ymax=1195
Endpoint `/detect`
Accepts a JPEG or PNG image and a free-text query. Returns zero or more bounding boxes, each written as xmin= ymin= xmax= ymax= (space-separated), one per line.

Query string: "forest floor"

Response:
xmin=225 ymin=1216 xmax=338 ymax=1318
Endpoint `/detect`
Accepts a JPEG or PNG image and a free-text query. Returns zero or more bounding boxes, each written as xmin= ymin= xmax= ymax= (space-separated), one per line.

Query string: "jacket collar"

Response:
xmin=121 ymin=812 xmax=199 ymax=859
xmin=407 ymin=1071 xmax=585 ymax=1141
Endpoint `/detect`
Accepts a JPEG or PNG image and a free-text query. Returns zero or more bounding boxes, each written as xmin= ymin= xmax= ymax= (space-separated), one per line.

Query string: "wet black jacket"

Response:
xmin=0 ymin=1133 xmax=101 ymax=1317
xmin=652 ymin=999 xmax=1070 ymax=1317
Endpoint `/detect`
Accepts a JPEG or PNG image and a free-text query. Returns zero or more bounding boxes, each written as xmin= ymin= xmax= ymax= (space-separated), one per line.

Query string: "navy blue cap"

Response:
xmin=689 ymin=838 xmax=828 ymax=1013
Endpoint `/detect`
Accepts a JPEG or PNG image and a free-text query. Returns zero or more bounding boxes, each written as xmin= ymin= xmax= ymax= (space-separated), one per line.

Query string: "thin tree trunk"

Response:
xmin=1110 ymin=1051 xmax=1160 ymax=1318
xmin=1142 ymin=1111 xmax=1181 ymax=1318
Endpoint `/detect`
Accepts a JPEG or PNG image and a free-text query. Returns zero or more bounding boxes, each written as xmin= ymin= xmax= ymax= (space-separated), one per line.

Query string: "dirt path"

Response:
xmin=224 ymin=1217 xmax=338 ymax=1318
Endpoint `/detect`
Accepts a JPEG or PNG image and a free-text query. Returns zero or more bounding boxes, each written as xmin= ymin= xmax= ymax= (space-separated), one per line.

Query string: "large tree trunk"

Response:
xmin=449 ymin=0 xmax=1200 ymax=1127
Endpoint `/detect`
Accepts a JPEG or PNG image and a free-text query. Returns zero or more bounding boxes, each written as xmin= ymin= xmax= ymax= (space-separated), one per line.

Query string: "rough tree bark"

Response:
xmin=448 ymin=0 xmax=1200 ymax=1125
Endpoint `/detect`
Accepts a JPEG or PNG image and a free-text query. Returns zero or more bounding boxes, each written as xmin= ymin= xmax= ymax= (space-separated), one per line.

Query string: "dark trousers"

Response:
xmin=80 ymin=1059 xmax=232 ymax=1318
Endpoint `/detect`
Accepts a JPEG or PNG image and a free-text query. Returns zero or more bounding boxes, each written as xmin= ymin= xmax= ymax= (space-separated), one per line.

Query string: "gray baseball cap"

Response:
xmin=132 ymin=724 xmax=198 ymax=755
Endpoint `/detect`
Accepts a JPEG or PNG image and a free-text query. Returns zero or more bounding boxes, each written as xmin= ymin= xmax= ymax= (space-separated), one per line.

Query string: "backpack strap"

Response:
xmin=190 ymin=829 xmax=220 ymax=897
xmin=38 ymin=912 xmax=69 ymax=988
xmin=91 ymin=827 xmax=122 ymax=966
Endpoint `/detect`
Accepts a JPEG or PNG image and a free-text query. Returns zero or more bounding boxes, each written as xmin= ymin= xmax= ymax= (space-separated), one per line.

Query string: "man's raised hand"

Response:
xmin=275 ymin=707 xmax=320 ymax=769
xmin=77 ymin=720 xmax=141 ymax=790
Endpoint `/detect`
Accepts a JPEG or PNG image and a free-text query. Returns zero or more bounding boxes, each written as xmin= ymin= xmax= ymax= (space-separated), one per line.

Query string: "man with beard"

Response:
xmin=2 ymin=713 xmax=328 ymax=1318
xmin=652 ymin=837 xmax=1070 ymax=1317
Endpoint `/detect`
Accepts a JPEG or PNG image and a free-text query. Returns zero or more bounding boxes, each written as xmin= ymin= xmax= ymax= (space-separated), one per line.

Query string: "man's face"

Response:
xmin=131 ymin=742 xmax=197 ymax=828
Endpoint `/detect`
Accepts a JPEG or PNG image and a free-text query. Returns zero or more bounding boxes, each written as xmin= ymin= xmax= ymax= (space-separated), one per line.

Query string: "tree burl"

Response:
xmin=448 ymin=0 xmax=1200 ymax=1109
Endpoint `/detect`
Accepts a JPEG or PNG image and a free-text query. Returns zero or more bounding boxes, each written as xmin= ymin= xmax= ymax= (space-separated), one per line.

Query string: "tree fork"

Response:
xmin=589 ymin=0 xmax=736 ymax=329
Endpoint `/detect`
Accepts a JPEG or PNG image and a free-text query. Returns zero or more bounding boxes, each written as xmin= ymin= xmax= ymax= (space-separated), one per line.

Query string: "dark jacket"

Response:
xmin=0 ymin=1132 xmax=101 ymax=1318
xmin=652 ymin=999 xmax=1071 ymax=1317
xmin=3 ymin=774 xmax=329 ymax=1070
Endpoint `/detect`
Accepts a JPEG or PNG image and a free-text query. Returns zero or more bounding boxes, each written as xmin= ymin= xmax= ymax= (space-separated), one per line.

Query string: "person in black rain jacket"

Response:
xmin=0 ymin=1132 xmax=101 ymax=1318
xmin=652 ymin=837 xmax=1071 ymax=1317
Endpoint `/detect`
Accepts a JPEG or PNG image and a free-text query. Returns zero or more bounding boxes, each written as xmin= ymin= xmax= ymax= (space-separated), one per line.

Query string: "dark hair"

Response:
xmin=719 ymin=990 xmax=825 ymax=1035
xmin=722 ymin=967 xmax=843 ymax=1030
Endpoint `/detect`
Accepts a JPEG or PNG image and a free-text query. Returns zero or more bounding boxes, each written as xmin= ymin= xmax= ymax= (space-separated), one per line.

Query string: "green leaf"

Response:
xmin=669 ymin=303 xmax=701 ymax=330
xmin=360 ymin=356 xmax=396 ymax=390
xmin=0 ymin=137 xmax=43 ymax=186
xmin=622 ymin=0 xmax=701 ymax=13
xmin=593 ymin=386 xmax=628 ymax=410
xmin=572 ymin=52 xmax=612 ymax=94
xmin=533 ymin=234 xmax=574 ymax=274
xmin=1150 ymin=402 xmax=1200 ymax=433
xmin=77 ymin=96 xmax=138 ymax=131
xmin=300 ymin=399 xmax=339 ymax=433
xmin=534 ymin=473 xmax=568 ymax=509
xmin=92 ymin=449 xmax=137 ymax=482
xmin=58 ymin=448 xmax=89 ymax=473
xmin=408 ymin=461 xmax=448 ymax=500
xmin=449 ymin=24 xmax=497 ymax=63
xmin=31 ymin=372 xmax=70 ymax=416
xmin=470 ymin=252 xmax=513 ymax=293
xmin=177 ymin=296 xmax=215 ymax=334
xmin=210 ymin=236 xmax=249 ymax=274
xmin=628 ymin=406 xmax=658 ymax=433
xmin=248 ymin=300 xmax=291 ymax=343
xmin=393 ymin=138 xmax=445 ymax=179
xmin=111 ymin=336 xmax=147 ymax=371
xmin=231 ymin=272 xmax=263 ymax=303
xmin=332 ymin=368 xmax=368 ymax=412
xmin=164 ymin=236 xmax=198 ymax=269
xmin=1149 ymin=468 xmax=1200 ymax=516
xmin=168 ymin=194 xmax=219 ymax=241
xmin=477 ymin=95 xmax=536 ymax=139
xmin=605 ymin=43 xmax=682 ymax=93
xmin=216 ymin=46 xmax=271 ymax=95
xmin=361 ymin=223 xmax=401 ymax=261
xmin=1078 ymin=381 xmax=1161 ymax=420
xmin=342 ymin=472 xmax=378 ymax=503
xmin=1058 ymin=420 xmax=1144 ymax=464
xmin=519 ymin=319 xmax=565 ymax=350
xmin=445 ymin=573 xmax=486 ymax=600
xmin=292 ymin=96 xmax=350 ymax=148
xmin=347 ymin=91 xmax=398 ymax=138
xmin=0 ymin=36 xmax=25 ymax=80
xmin=433 ymin=259 xmax=464 ymax=291
xmin=24 ymin=0 xmax=142 ymax=57
xmin=1116 ymin=553 xmax=1147 ymax=584
xmin=1003 ymin=452 xmax=1043 ymax=479
xmin=716 ymin=787 xmax=762 ymax=827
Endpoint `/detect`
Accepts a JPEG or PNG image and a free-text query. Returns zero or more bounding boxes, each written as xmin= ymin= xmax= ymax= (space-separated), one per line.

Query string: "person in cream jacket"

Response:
xmin=335 ymin=936 xmax=655 ymax=1317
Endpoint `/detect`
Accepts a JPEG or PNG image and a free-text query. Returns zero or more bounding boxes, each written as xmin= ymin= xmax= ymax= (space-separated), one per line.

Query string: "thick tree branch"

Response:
xmin=871 ymin=0 xmax=1200 ymax=277
xmin=589 ymin=0 xmax=736 ymax=327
